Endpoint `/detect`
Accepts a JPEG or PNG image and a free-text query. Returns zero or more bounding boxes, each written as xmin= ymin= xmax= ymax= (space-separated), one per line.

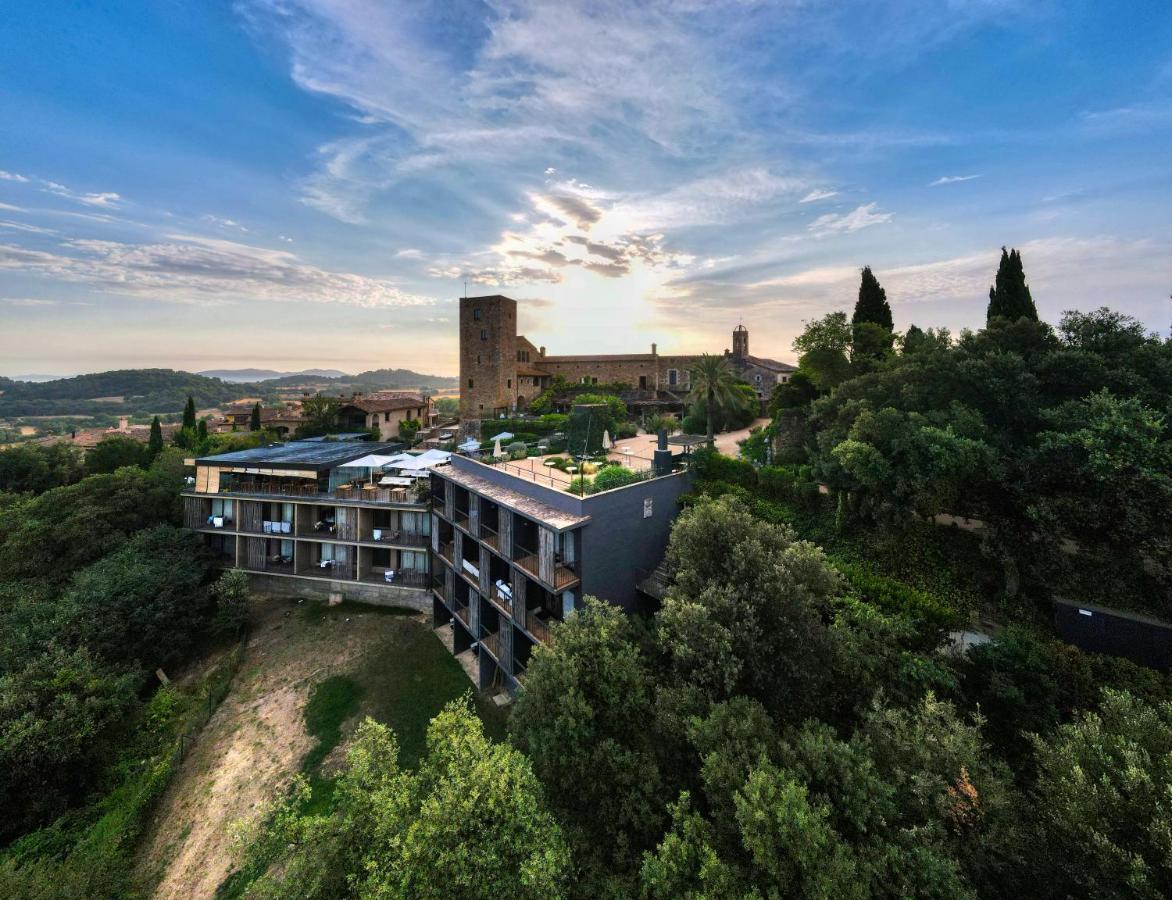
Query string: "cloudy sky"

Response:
xmin=1 ymin=1 xmax=1169 ymax=376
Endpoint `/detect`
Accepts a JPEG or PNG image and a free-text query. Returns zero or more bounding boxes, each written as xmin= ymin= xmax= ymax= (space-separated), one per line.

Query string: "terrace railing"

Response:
xmin=480 ymin=523 xmax=501 ymax=553
xmin=216 ymin=480 xmax=425 ymax=506
xmin=526 ymin=608 xmax=553 ymax=644
xmin=513 ymin=544 xmax=540 ymax=580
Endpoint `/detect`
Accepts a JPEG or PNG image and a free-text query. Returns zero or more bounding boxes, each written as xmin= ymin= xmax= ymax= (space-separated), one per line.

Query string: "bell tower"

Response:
xmin=732 ymin=323 xmax=748 ymax=360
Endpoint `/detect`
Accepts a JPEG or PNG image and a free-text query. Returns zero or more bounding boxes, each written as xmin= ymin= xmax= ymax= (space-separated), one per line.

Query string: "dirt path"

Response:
xmin=134 ymin=599 xmax=422 ymax=899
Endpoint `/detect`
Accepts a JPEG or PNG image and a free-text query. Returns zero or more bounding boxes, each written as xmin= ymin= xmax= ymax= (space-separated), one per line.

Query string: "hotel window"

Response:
xmin=468 ymin=378 xmax=474 ymax=388
xmin=474 ymin=308 xmax=481 ymax=321
xmin=668 ymin=369 xmax=678 ymax=386
xmin=480 ymin=329 xmax=487 ymax=341
xmin=507 ymin=379 xmax=512 ymax=388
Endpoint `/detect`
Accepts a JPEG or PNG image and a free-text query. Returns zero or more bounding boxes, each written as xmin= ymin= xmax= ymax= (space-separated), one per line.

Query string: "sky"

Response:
xmin=0 ymin=0 xmax=1169 ymax=377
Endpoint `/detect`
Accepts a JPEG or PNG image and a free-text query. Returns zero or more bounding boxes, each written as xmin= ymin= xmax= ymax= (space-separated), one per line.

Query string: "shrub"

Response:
xmin=592 ymin=466 xmax=644 ymax=493
xmin=691 ymin=447 xmax=757 ymax=489
xmin=757 ymin=466 xmax=796 ymax=501
xmin=793 ymin=481 xmax=823 ymax=512
xmin=833 ymin=560 xmax=962 ymax=648
xmin=506 ymin=441 xmax=528 ymax=460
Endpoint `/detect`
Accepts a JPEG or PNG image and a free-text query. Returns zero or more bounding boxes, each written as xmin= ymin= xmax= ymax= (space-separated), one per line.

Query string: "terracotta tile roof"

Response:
xmin=517 ymin=364 xmax=548 ymax=377
xmin=342 ymin=393 xmax=428 ymax=414
xmin=539 ymin=353 xmax=657 ymax=363
xmin=737 ymin=354 xmax=797 ymax=373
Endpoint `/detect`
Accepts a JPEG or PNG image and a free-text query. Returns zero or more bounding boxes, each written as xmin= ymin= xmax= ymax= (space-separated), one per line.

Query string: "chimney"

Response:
xmin=539 ymin=346 xmax=546 ymax=356
xmin=651 ymin=342 xmax=658 ymax=355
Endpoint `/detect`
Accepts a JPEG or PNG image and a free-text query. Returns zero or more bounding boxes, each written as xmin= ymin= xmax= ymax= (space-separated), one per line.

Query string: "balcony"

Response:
xmin=360 ymin=569 xmax=428 ymax=588
xmin=489 ymin=580 xmax=514 ymax=616
xmin=210 ymin=479 xmax=425 ymax=506
xmin=514 ymin=544 xmax=540 ymax=579
xmin=367 ymin=529 xmax=429 ymax=548
xmin=513 ymin=659 xmax=528 ymax=686
xmin=513 ymin=544 xmax=580 ymax=591
xmin=438 ymin=541 xmax=455 ymax=565
xmin=452 ymin=599 xmax=471 ymax=628
xmin=480 ymin=524 xmax=501 ymax=553
xmin=453 ymin=505 xmax=470 ymax=530
xmin=526 ymin=608 xmax=555 ymax=644
xmin=479 ymin=629 xmax=503 ymax=661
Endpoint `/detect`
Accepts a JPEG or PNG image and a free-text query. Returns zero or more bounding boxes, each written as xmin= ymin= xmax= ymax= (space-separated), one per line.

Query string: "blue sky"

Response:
xmin=0 ymin=0 xmax=1169 ymax=376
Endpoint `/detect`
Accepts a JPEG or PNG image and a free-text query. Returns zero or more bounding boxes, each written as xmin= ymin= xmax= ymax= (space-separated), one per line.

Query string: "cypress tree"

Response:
xmin=148 ymin=416 xmax=164 ymax=456
xmin=852 ymin=266 xmax=893 ymax=331
xmin=249 ymin=402 xmax=262 ymax=431
xmin=182 ymin=396 xmax=196 ymax=430
xmin=197 ymin=418 xmax=208 ymax=443
xmin=987 ymin=247 xmax=1038 ymax=322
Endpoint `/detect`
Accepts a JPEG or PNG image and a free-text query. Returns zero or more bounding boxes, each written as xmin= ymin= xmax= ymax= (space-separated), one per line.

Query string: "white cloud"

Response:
xmin=42 ymin=180 xmax=122 ymax=208
xmin=799 ymin=189 xmax=838 ymax=203
xmin=0 ymin=235 xmax=436 ymax=308
xmin=808 ymin=202 xmax=892 ymax=236
xmin=395 ymin=247 xmax=424 ymax=259
xmin=928 ymin=174 xmax=982 ymax=187
xmin=0 ymin=220 xmax=56 ymax=235
xmin=0 ymin=202 xmax=26 ymax=212
xmin=0 ymin=170 xmax=29 ymax=182
xmin=1 ymin=297 xmax=60 ymax=306
xmin=202 ymin=214 xmax=249 ymax=232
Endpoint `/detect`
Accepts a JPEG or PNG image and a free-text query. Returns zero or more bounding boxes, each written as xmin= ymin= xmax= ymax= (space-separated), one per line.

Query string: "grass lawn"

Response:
xmin=296 ymin=599 xmax=509 ymax=808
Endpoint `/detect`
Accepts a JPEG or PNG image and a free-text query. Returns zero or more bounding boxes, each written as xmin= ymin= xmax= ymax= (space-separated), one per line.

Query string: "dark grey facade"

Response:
xmin=429 ymin=454 xmax=692 ymax=692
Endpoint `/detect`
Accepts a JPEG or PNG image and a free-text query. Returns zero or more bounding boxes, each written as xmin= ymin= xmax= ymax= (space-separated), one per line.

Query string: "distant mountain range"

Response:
xmin=0 ymin=367 xmax=458 ymax=419
xmin=197 ymin=368 xmax=350 ymax=382
xmin=10 ymin=374 xmax=65 ymax=383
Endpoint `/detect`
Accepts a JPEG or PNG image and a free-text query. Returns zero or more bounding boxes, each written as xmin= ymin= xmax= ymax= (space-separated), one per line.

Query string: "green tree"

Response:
xmin=510 ymin=598 xmax=664 ymax=890
xmin=211 ymin=568 xmax=250 ymax=637
xmin=86 ymin=434 xmax=150 ymax=475
xmin=57 ymin=525 xmax=218 ymax=673
xmin=247 ymin=704 xmax=571 ymax=899
xmin=793 ymin=312 xmax=854 ymax=392
xmin=296 ymin=394 xmax=341 ymax=438
xmin=182 ymin=395 xmax=196 ymax=430
xmin=986 ymin=247 xmax=1038 ymax=323
xmin=249 ymin=402 xmax=262 ymax=431
xmin=148 ymin=415 xmax=164 ymax=456
xmin=1028 ymin=690 xmax=1172 ymax=899
xmin=659 ymin=495 xmax=839 ymax=722
xmin=0 ymin=646 xmax=138 ymax=841
xmin=686 ymin=354 xmax=739 ymax=446
xmin=0 ymin=443 xmax=84 ymax=493
xmin=853 ymin=266 xmax=893 ymax=330
xmin=196 ymin=418 xmax=208 ymax=445
xmin=398 ymin=417 xmax=421 ymax=445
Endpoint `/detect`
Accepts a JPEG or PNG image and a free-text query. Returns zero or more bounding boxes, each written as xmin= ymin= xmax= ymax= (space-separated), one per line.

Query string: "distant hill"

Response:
xmin=10 ymin=374 xmax=66 ymax=383
xmin=0 ymin=366 xmax=458 ymax=418
xmin=0 ymin=369 xmax=254 ymax=418
xmin=198 ymin=368 xmax=350 ymax=382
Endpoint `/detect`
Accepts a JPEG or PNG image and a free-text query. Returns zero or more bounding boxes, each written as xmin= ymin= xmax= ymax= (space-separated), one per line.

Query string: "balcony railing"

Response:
xmin=512 ymin=545 xmax=579 ymax=591
xmin=480 ymin=523 xmax=500 ymax=552
xmin=453 ymin=600 xmax=471 ymax=627
xmin=514 ymin=544 xmax=540 ymax=579
xmin=212 ymin=480 xmax=425 ymax=505
xmin=438 ymin=541 xmax=455 ymax=564
xmin=526 ymin=608 xmax=554 ymax=644
xmin=361 ymin=569 xmax=428 ymax=588
xmin=479 ymin=629 xmax=502 ymax=661
xmin=367 ymin=529 xmax=429 ymax=548
xmin=453 ymin=506 xmax=470 ymax=529
xmin=490 ymin=580 xmax=514 ymax=616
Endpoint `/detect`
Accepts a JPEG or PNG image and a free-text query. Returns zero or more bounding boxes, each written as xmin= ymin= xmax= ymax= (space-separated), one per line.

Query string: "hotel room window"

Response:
xmin=474 ymin=308 xmax=481 ymax=320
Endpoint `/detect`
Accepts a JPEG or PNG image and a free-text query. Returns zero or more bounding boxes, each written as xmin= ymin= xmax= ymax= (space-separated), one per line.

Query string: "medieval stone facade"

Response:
xmin=457 ymin=294 xmax=795 ymax=420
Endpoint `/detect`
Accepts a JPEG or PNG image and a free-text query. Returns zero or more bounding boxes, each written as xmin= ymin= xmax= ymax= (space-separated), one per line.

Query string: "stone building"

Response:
xmin=458 ymin=294 xmax=795 ymax=420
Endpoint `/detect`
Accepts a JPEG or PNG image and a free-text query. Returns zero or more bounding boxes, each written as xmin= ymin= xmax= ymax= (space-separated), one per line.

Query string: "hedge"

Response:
xmin=833 ymin=559 xmax=963 ymax=648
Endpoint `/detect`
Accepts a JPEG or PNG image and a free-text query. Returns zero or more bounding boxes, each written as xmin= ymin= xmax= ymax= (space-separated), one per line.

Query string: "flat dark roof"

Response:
xmin=195 ymin=440 xmax=403 ymax=472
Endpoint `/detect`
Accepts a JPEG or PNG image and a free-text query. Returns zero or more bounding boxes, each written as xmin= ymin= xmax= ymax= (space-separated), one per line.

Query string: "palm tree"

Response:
xmin=687 ymin=354 xmax=739 ymax=446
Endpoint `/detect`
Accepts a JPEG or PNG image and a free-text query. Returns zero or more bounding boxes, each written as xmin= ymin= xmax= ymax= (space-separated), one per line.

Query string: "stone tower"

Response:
xmin=732 ymin=323 xmax=749 ymax=360
xmin=459 ymin=295 xmax=518 ymax=422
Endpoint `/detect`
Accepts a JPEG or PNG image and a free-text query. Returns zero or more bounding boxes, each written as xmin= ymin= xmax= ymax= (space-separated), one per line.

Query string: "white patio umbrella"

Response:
xmin=601 ymin=429 xmax=612 ymax=450
xmin=493 ymin=437 xmax=504 ymax=458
